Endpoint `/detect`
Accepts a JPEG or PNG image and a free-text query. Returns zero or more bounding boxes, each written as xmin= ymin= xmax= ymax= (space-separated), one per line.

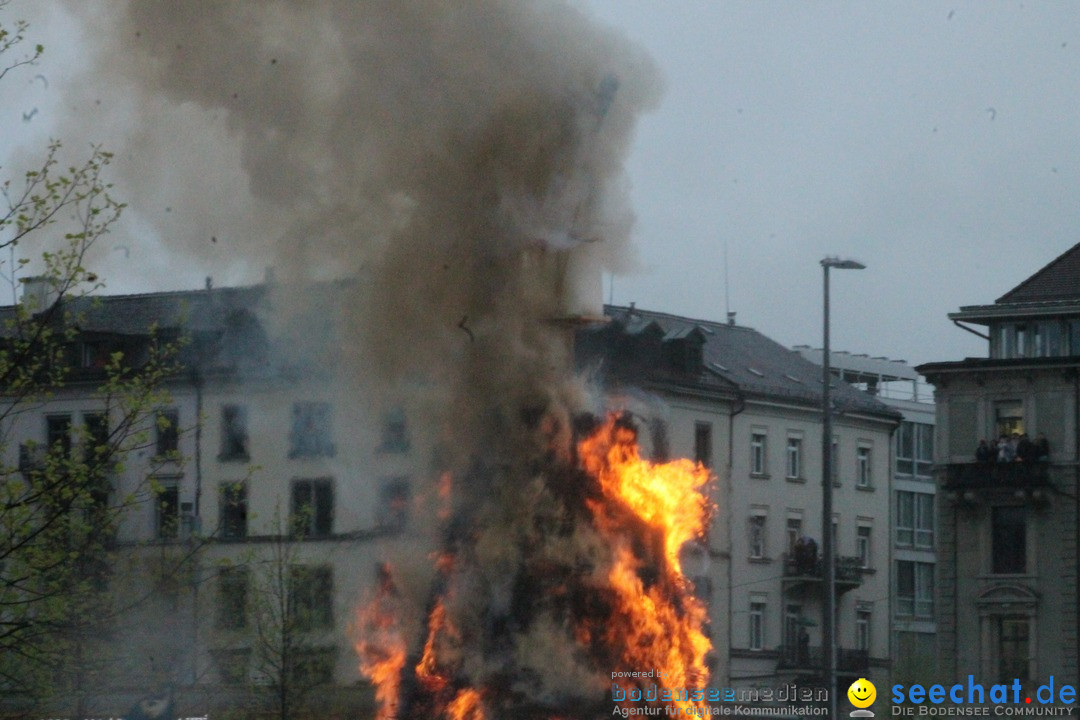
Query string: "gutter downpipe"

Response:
xmin=726 ymin=387 xmax=746 ymax=686
xmin=951 ymin=319 xmax=990 ymax=341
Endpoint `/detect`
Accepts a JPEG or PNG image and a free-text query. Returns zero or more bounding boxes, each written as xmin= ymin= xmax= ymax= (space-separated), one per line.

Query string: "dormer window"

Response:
xmin=661 ymin=327 xmax=706 ymax=375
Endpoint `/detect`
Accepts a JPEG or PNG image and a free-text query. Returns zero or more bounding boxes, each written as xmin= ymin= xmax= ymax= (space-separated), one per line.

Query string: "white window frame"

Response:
xmin=786 ymin=436 xmax=802 ymax=479
xmin=856 ymin=609 xmax=871 ymax=652
xmin=897 ymin=560 xmax=934 ymax=618
xmin=856 ymin=445 xmax=872 ymax=488
xmin=896 ymin=491 xmax=934 ymax=548
xmin=749 ymin=511 xmax=767 ymax=559
xmin=857 ymin=524 xmax=872 ymax=569
xmin=749 ymin=599 xmax=766 ymax=651
xmin=751 ymin=431 xmax=767 ymax=475
xmin=786 ymin=513 xmax=803 ymax=556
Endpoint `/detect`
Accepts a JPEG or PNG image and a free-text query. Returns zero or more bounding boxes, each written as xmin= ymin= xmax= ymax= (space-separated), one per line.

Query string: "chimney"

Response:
xmin=20 ymin=276 xmax=61 ymax=313
xmin=727 ymin=311 xmax=736 ymax=326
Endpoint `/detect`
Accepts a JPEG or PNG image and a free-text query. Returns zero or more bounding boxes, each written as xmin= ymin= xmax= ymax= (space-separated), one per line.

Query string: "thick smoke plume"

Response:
xmin=61 ymin=0 xmax=661 ymax=445
xmin=57 ymin=1 xmax=666 ymax=715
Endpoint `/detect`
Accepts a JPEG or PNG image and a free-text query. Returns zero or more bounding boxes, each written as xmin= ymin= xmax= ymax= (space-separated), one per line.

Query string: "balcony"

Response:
xmin=944 ymin=462 xmax=1051 ymax=503
xmin=781 ymin=552 xmax=864 ymax=595
xmin=777 ymin=645 xmax=869 ymax=675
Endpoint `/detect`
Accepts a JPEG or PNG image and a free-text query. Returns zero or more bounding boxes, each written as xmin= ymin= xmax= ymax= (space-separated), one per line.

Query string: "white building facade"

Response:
xmin=579 ymin=306 xmax=900 ymax=706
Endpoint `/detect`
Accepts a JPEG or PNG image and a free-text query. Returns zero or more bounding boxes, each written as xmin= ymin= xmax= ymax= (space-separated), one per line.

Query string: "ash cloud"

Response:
xmin=61 ymin=0 xmax=660 ymax=417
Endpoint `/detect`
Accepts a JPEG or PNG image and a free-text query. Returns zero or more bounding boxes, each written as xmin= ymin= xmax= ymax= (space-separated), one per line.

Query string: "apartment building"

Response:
xmin=918 ymin=242 xmax=1080 ymax=688
xmin=797 ymin=347 xmax=937 ymax=680
xmin=578 ymin=306 xmax=900 ymax=701
xmin=2 ymin=279 xmax=434 ymax=712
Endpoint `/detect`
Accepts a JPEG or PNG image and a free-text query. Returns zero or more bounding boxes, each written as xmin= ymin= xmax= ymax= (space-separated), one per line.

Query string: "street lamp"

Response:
xmin=820 ymin=256 xmax=865 ymax=718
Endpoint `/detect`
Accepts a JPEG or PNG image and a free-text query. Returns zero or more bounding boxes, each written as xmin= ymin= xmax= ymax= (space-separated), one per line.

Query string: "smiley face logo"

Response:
xmin=848 ymin=678 xmax=876 ymax=708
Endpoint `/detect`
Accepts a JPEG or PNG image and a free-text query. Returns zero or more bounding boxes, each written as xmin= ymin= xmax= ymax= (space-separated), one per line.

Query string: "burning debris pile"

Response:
xmin=355 ymin=413 xmax=714 ymax=719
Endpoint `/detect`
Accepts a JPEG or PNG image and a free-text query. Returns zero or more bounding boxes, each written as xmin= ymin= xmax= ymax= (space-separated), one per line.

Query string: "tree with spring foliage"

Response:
xmin=0 ymin=8 xmax=188 ymax=709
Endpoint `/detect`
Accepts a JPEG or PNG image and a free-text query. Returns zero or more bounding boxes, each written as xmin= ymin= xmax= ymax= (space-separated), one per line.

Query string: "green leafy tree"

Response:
xmin=0 ymin=8 xmax=188 ymax=709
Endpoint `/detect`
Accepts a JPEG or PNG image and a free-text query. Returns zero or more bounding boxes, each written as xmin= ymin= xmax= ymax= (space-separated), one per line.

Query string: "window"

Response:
xmin=220 ymin=482 xmax=248 ymax=539
xmin=288 ymin=647 xmax=336 ymax=687
xmin=83 ymin=413 xmax=110 ymax=462
xmin=154 ymin=478 xmax=180 ymax=540
xmin=896 ymin=491 xmax=934 ymax=548
xmin=216 ymin=566 xmax=248 ymax=630
xmin=749 ymin=601 xmax=766 ymax=651
xmin=857 ymin=525 xmax=872 ymax=569
xmin=998 ymin=617 xmax=1030 ymax=683
xmin=856 ymin=610 xmax=871 ymax=652
xmin=289 ymin=565 xmax=333 ymax=631
xmin=46 ymin=414 xmax=72 ymax=457
xmin=155 ymin=408 xmax=179 ymax=458
xmin=214 ymin=648 xmax=251 ymax=685
xmin=1070 ymin=319 xmax=1080 ymax=356
xmin=80 ymin=340 xmax=111 ymax=370
xmin=379 ymin=408 xmax=410 ymax=454
xmin=1042 ymin=321 xmax=1063 ymax=357
xmin=897 ymin=560 xmax=934 ymax=617
xmin=786 ymin=516 xmax=803 ymax=555
xmin=897 ymin=421 xmax=933 ymax=477
xmin=784 ymin=603 xmax=803 ymax=654
xmin=751 ymin=432 xmax=767 ymax=475
xmin=650 ymin=419 xmax=670 ymax=462
xmin=749 ymin=514 xmax=767 ymax=559
xmin=856 ymin=446 xmax=872 ymax=487
xmin=380 ymin=477 xmax=410 ymax=530
xmin=695 ymin=422 xmax=712 ymax=468
xmin=786 ymin=437 xmax=802 ymax=479
xmin=1017 ymin=323 xmax=1030 ymax=357
xmin=291 ymin=478 xmax=334 ymax=537
xmin=915 ymin=424 xmax=933 ymax=476
xmin=992 ymin=506 xmax=1026 ymax=574
xmin=289 ymin=402 xmax=335 ymax=458
xmin=897 ymin=421 xmax=913 ymax=475
xmin=994 ymin=402 xmax=1024 ymax=439
xmin=83 ymin=413 xmax=111 ymax=509
xmin=220 ymin=404 xmax=249 ymax=461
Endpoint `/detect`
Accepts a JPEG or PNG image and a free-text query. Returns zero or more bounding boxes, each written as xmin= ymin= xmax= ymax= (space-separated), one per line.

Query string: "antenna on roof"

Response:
xmin=724 ymin=240 xmax=731 ymax=319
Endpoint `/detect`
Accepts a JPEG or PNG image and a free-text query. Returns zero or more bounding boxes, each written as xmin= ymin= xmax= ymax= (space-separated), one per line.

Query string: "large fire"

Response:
xmin=354 ymin=413 xmax=714 ymax=719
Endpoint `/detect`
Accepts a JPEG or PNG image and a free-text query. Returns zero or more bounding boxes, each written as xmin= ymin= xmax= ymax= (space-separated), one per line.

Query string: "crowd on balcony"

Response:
xmin=791 ymin=536 xmax=819 ymax=575
xmin=975 ymin=433 xmax=1049 ymax=464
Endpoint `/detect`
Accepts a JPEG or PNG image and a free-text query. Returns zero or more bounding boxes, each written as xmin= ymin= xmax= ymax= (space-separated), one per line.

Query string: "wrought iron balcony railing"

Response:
xmin=777 ymin=644 xmax=869 ymax=673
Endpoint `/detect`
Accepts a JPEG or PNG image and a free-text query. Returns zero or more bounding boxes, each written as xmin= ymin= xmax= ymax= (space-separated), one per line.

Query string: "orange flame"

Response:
xmin=446 ymin=688 xmax=486 ymax=720
xmin=578 ymin=415 xmax=714 ymax=714
xmin=354 ymin=564 xmax=407 ymax=720
xmin=352 ymin=414 xmax=714 ymax=718
xmin=580 ymin=418 xmax=712 ymax=576
xmin=416 ymin=598 xmax=454 ymax=694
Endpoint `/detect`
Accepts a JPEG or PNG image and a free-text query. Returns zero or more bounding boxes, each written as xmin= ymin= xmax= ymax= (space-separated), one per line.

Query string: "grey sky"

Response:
xmin=580 ymin=1 xmax=1080 ymax=366
xmin=5 ymin=2 xmax=1080 ymax=368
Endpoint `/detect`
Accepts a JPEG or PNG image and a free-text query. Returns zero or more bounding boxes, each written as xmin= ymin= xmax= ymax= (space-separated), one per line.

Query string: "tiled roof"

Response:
xmin=996 ymin=242 xmax=1080 ymax=304
xmin=0 ymin=284 xmax=269 ymax=336
xmin=603 ymin=306 xmax=898 ymax=418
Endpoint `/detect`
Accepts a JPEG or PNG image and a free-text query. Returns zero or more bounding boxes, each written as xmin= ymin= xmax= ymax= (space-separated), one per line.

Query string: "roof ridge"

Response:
xmin=995 ymin=241 xmax=1080 ymax=304
xmin=605 ymin=303 xmax=750 ymax=331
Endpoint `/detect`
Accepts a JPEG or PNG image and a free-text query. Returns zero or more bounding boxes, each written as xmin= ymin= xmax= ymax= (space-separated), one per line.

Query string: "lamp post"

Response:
xmin=821 ymin=256 xmax=865 ymax=718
